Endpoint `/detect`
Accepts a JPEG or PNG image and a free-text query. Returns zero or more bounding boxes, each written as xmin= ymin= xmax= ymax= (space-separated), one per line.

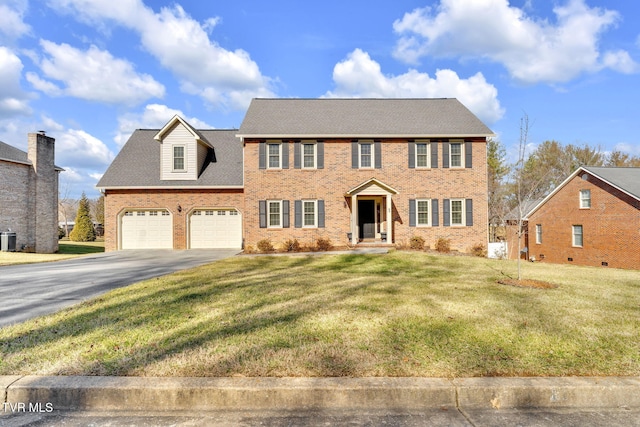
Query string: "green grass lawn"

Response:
xmin=0 ymin=240 xmax=104 ymax=265
xmin=0 ymin=251 xmax=638 ymax=378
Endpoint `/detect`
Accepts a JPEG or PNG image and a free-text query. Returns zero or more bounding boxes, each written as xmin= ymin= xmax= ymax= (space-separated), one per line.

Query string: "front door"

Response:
xmin=358 ymin=200 xmax=376 ymax=239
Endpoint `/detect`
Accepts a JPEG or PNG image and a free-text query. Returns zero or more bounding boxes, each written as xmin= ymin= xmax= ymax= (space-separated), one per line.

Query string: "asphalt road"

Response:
xmin=0 ymin=249 xmax=239 ymax=328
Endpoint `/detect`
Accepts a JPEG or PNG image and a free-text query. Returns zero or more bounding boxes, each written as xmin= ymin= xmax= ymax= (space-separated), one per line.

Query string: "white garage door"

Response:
xmin=190 ymin=209 xmax=242 ymax=249
xmin=121 ymin=210 xmax=173 ymax=249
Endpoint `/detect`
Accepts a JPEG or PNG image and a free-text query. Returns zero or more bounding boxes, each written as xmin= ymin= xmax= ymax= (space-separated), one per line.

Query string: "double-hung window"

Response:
xmin=359 ymin=142 xmax=373 ymax=168
xmin=450 ymin=199 xmax=464 ymax=226
xmin=450 ymin=142 xmax=463 ymax=168
xmin=268 ymin=200 xmax=282 ymax=228
xmin=580 ymin=189 xmax=591 ymax=209
xmin=572 ymin=225 xmax=583 ymax=247
xmin=267 ymin=143 xmax=281 ymax=169
xmin=417 ymin=199 xmax=431 ymax=226
xmin=302 ymin=143 xmax=316 ymax=169
xmin=303 ymin=200 xmax=317 ymax=227
xmin=173 ymin=146 xmax=185 ymax=171
xmin=535 ymin=224 xmax=542 ymax=244
xmin=416 ymin=142 xmax=430 ymax=168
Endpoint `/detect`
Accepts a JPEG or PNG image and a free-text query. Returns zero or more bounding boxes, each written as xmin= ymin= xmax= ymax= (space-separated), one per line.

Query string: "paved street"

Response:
xmin=2 ymin=408 xmax=639 ymax=426
xmin=0 ymin=249 xmax=239 ymax=328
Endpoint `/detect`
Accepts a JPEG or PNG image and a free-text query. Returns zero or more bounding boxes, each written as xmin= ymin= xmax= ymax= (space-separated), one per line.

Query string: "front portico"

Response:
xmin=346 ymin=178 xmax=398 ymax=245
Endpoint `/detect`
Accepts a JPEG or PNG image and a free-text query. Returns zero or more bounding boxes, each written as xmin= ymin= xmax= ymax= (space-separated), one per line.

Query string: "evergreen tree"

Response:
xmin=69 ymin=192 xmax=96 ymax=242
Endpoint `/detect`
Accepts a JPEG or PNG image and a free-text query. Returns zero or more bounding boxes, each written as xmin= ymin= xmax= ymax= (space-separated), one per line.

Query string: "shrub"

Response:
xmin=283 ymin=238 xmax=301 ymax=252
xmin=435 ymin=237 xmax=451 ymax=253
xmin=257 ymin=239 xmax=274 ymax=253
xmin=409 ymin=236 xmax=425 ymax=250
xmin=244 ymin=245 xmax=255 ymax=254
xmin=470 ymin=243 xmax=487 ymax=257
xmin=315 ymin=237 xmax=333 ymax=252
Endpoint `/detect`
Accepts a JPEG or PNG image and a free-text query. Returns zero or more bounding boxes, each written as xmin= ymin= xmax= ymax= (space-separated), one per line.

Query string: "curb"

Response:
xmin=3 ymin=376 xmax=640 ymax=412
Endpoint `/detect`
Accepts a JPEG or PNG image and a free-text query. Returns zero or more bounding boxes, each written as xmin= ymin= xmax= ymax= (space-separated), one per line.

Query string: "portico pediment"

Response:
xmin=346 ymin=178 xmax=399 ymax=196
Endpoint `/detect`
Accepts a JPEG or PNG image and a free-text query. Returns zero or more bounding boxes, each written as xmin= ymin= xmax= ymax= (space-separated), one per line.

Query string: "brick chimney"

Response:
xmin=27 ymin=131 xmax=59 ymax=253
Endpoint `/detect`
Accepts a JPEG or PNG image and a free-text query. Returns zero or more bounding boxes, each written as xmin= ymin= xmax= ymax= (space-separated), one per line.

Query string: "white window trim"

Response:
xmin=302 ymin=142 xmax=317 ymax=169
xmin=572 ymin=225 xmax=583 ymax=247
xmin=415 ymin=141 xmax=431 ymax=169
xmin=535 ymin=224 xmax=542 ymax=244
xmin=359 ymin=141 xmax=374 ymax=169
xmin=449 ymin=140 xmax=464 ymax=168
xmin=450 ymin=198 xmax=465 ymax=226
xmin=172 ymin=145 xmax=186 ymax=172
xmin=579 ymin=189 xmax=591 ymax=209
xmin=267 ymin=200 xmax=283 ymax=228
xmin=267 ymin=142 xmax=282 ymax=169
xmin=416 ymin=198 xmax=431 ymax=227
xmin=302 ymin=200 xmax=318 ymax=228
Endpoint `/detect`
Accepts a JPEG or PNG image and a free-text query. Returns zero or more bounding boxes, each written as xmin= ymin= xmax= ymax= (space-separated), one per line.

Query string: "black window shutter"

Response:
xmin=294 ymin=200 xmax=302 ymax=228
xmin=294 ymin=141 xmax=301 ymax=169
xmin=443 ymin=199 xmax=450 ymax=226
xmin=259 ymin=200 xmax=267 ymax=228
xmin=465 ymin=199 xmax=473 ymax=226
xmin=258 ymin=142 xmax=266 ymax=169
xmin=283 ymin=200 xmax=290 ymax=228
xmin=442 ymin=143 xmax=449 ymax=168
xmin=408 ymin=142 xmax=415 ymax=168
xmin=409 ymin=199 xmax=416 ymax=227
xmin=432 ymin=199 xmax=439 ymax=226
xmin=318 ymin=200 xmax=325 ymax=228
xmin=317 ymin=141 xmax=324 ymax=169
xmin=351 ymin=141 xmax=358 ymax=168
xmin=282 ymin=142 xmax=289 ymax=169
xmin=431 ymin=141 xmax=438 ymax=168
xmin=465 ymin=141 xmax=472 ymax=168
xmin=374 ymin=141 xmax=382 ymax=169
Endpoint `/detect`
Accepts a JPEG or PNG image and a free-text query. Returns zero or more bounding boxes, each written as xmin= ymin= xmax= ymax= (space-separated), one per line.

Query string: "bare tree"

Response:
xmin=58 ymin=181 xmax=78 ymax=239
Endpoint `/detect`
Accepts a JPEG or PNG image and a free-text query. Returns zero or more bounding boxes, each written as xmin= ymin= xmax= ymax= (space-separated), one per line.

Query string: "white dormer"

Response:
xmin=155 ymin=115 xmax=212 ymax=181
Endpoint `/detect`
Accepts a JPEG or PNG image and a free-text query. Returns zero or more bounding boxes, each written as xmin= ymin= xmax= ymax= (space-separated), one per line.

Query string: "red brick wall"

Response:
xmin=104 ymin=189 xmax=244 ymax=251
xmin=243 ymin=138 xmax=489 ymax=252
xmin=527 ymin=171 xmax=640 ymax=269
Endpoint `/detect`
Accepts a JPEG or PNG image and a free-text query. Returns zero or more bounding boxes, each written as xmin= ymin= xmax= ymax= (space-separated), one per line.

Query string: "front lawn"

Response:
xmin=0 ymin=241 xmax=104 ymax=266
xmin=0 ymin=252 xmax=637 ymax=377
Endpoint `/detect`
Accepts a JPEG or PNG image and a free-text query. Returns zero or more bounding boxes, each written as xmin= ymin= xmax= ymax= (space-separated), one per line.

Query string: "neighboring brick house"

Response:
xmin=524 ymin=166 xmax=640 ymax=270
xmin=0 ymin=133 xmax=61 ymax=253
xmin=98 ymin=98 xmax=494 ymax=252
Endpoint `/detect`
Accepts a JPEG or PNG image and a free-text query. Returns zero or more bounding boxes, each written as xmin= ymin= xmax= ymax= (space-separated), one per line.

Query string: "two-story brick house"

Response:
xmin=98 ymin=98 xmax=494 ymax=252
xmin=524 ymin=166 xmax=640 ymax=269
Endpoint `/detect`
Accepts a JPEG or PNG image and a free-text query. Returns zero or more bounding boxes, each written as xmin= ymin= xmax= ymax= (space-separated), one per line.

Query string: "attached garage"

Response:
xmin=189 ymin=209 xmax=242 ymax=249
xmin=120 ymin=210 xmax=173 ymax=249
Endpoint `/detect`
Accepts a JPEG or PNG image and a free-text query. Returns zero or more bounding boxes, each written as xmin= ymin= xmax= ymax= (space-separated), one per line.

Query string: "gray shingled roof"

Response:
xmin=96 ymin=129 xmax=243 ymax=188
xmin=0 ymin=140 xmax=30 ymax=164
xmin=583 ymin=166 xmax=640 ymax=200
xmin=237 ymin=98 xmax=494 ymax=138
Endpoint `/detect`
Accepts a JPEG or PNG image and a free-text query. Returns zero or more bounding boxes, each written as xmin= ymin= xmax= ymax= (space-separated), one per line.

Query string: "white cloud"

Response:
xmin=48 ymin=0 xmax=275 ymax=109
xmin=0 ymin=1 xmax=31 ymax=41
xmin=0 ymin=46 xmax=31 ymax=116
xmin=115 ymin=103 xmax=214 ymax=146
xmin=326 ymin=49 xmax=504 ymax=124
xmin=614 ymin=142 xmax=640 ymax=156
xmin=393 ymin=0 xmax=638 ymax=84
xmin=27 ymin=41 xmax=164 ymax=105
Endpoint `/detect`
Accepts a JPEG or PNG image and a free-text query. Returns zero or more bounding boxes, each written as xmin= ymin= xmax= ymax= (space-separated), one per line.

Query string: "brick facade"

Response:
xmin=243 ymin=138 xmax=488 ymax=252
xmin=527 ymin=170 xmax=640 ymax=269
xmin=104 ymin=189 xmax=245 ymax=251
xmin=0 ymin=133 xmax=59 ymax=253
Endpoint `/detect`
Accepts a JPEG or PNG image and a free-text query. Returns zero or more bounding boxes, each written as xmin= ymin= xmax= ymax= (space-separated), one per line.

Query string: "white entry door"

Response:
xmin=121 ymin=210 xmax=173 ymax=249
xmin=189 ymin=209 xmax=242 ymax=249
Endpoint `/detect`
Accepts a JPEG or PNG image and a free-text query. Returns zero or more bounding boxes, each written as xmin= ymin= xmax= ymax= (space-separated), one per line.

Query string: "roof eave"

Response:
xmin=96 ymin=185 xmax=244 ymax=191
xmin=236 ymin=133 xmax=495 ymax=139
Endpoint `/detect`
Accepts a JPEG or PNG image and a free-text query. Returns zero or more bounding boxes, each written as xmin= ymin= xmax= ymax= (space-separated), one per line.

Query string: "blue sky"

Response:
xmin=1 ymin=0 xmax=639 ymax=199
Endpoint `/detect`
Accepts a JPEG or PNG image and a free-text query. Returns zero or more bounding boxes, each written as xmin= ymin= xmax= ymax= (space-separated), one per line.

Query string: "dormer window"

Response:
xmin=173 ymin=146 xmax=185 ymax=171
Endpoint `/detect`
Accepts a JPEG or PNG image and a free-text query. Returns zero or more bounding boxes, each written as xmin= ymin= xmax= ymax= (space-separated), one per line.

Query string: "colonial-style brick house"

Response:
xmin=524 ymin=166 xmax=640 ymax=269
xmin=0 ymin=133 xmax=61 ymax=253
xmin=98 ymin=98 xmax=494 ymax=252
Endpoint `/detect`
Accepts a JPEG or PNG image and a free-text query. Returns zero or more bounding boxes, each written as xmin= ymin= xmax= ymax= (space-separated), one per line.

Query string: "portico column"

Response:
xmin=386 ymin=194 xmax=392 ymax=243
xmin=351 ymin=194 xmax=358 ymax=245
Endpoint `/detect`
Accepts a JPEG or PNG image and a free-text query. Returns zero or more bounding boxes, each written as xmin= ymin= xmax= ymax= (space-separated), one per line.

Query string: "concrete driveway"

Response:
xmin=0 ymin=249 xmax=238 ymax=328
